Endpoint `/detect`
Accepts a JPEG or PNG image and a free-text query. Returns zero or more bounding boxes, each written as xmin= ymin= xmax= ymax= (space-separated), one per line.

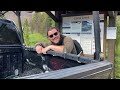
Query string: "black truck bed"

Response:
xmin=0 ymin=45 xmax=23 ymax=78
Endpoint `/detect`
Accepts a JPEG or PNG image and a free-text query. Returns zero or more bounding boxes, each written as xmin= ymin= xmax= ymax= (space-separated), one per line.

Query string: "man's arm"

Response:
xmin=35 ymin=42 xmax=51 ymax=54
xmin=42 ymin=45 xmax=64 ymax=54
xmin=42 ymin=37 xmax=74 ymax=54
xmin=35 ymin=42 xmax=50 ymax=48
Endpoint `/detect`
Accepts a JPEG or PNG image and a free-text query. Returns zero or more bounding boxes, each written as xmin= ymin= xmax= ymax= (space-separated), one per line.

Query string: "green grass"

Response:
xmin=115 ymin=56 xmax=120 ymax=79
xmin=115 ymin=18 xmax=120 ymax=79
xmin=24 ymin=33 xmax=50 ymax=47
xmin=115 ymin=39 xmax=120 ymax=79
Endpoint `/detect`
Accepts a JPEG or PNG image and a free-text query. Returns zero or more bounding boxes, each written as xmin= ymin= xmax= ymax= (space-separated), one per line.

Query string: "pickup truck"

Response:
xmin=0 ymin=19 xmax=113 ymax=79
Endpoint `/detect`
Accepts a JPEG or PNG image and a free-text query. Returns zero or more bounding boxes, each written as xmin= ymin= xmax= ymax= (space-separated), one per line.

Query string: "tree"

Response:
xmin=30 ymin=12 xmax=42 ymax=33
xmin=23 ymin=19 xmax=30 ymax=46
xmin=29 ymin=12 xmax=55 ymax=34
xmin=40 ymin=12 xmax=48 ymax=34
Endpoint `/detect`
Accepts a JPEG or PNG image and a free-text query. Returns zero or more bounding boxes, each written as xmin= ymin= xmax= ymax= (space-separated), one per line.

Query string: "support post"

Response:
xmin=108 ymin=11 xmax=117 ymax=78
xmin=93 ymin=11 xmax=101 ymax=61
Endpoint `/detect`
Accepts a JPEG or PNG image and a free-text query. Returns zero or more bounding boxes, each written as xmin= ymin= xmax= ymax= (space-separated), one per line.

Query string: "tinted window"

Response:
xmin=0 ymin=19 xmax=21 ymax=45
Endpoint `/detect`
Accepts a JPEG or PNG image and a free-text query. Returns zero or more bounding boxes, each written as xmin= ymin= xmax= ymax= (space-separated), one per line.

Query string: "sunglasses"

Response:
xmin=48 ymin=32 xmax=58 ymax=38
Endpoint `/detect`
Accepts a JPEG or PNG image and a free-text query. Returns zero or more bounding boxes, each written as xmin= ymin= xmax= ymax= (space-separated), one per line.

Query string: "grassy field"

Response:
xmin=114 ymin=17 xmax=120 ymax=79
xmin=115 ymin=56 xmax=120 ymax=78
xmin=115 ymin=31 xmax=120 ymax=78
xmin=24 ymin=33 xmax=50 ymax=47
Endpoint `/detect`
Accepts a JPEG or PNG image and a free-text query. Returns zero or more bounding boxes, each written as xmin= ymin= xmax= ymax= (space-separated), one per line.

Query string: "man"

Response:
xmin=35 ymin=27 xmax=78 ymax=55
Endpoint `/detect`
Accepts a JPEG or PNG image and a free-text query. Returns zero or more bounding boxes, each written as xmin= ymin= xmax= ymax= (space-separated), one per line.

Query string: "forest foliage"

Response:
xmin=22 ymin=12 xmax=55 ymax=47
xmin=115 ymin=17 xmax=120 ymax=78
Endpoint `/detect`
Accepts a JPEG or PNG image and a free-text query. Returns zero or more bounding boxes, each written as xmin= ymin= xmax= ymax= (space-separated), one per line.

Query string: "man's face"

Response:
xmin=48 ymin=28 xmax=60 ymax=44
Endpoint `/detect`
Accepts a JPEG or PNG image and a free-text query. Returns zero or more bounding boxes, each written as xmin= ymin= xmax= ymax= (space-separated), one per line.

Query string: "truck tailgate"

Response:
xmin=15 ymin=60 xmax=112 ymax=79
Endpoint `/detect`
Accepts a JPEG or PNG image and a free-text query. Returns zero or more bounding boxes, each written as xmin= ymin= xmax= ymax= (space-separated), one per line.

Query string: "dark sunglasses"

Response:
xmin=48 ymin=32 xmax=58 ymax=38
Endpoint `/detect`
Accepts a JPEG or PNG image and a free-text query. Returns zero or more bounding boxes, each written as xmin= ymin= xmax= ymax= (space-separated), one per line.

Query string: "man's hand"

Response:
xmin=35 ymin=45 xmax=43 ymax=54
xmin=41 ymin=46 xmax=51 ymax=54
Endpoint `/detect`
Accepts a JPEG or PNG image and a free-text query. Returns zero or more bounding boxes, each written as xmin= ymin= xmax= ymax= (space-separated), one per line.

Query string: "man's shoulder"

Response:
xmin=63 ymin=36 xmax=74 ymax=44
xmin=64 ymin=36 xmax=73 ymax=40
